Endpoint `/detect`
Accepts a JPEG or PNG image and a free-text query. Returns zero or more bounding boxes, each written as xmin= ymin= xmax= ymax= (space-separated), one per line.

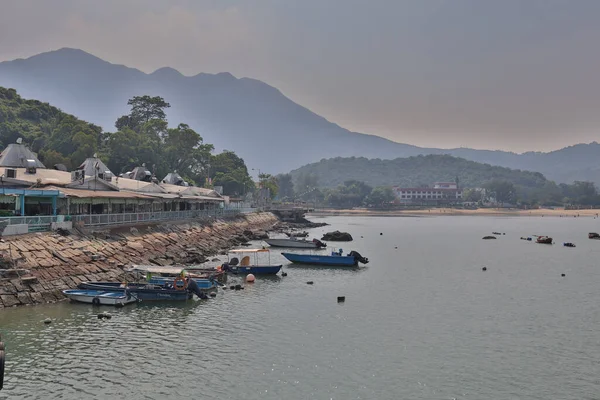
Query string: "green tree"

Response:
xmin=209 ymin=151 xmax=254 ymax=195
xmin=276 ymin=174 xmax=294 ymax=200
xmin=162 ymin=123 xmax=213 ymax=183
xmin=259 ymin=173 xmax=278 ymax=199
xmin=116 ymin=95 xmax=171 ymax=130
xmin=365 ymin=186 xmax=395 ymax=207
xmin=485 ymin=180 xmax=516 ymax=204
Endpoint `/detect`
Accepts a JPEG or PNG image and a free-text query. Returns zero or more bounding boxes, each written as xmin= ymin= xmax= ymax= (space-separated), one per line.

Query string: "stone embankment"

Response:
xmin=0 ymin=212 xmax=278 ymax=308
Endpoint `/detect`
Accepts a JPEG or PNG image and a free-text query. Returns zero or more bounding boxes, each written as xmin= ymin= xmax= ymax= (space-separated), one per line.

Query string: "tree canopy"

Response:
xmin=0 ymin=87 xmax=250 ymax=193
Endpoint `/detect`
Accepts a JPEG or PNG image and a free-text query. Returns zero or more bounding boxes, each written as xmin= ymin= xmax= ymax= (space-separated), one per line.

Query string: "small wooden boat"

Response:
xmin=536 ymin=236 xmax=553 ymax=244
xmin=282 ymin=249 xmax=369 ymax=267
xmin=63 ymin=289 xmax=138 ymax=306
xmin=222 ymin=249 xmax=282 ymax=275
xmin=264 ymin=238 xmax=326 ymax=249
xmin=589 ymin=232 xmax=600 ymax=239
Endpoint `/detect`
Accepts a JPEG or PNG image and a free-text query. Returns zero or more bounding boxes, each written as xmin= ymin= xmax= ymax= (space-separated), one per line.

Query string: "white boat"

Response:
xmin=264 ymin=238 xmax=326 ymax=249
xmin=62 ymin=289 xmax=138 ymax=306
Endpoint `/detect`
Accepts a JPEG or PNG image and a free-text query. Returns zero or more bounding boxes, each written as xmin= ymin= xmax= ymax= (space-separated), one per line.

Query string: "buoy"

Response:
xmin=394 ymin=246 xmax=398 ymax=249
xmin=307 ymin=281 xmax=314 ymax=285
xmin=482 ymin=267 xmax=487 ymax=271
xmin=337 ymin=296 xmax=345 ymax=303
xmin=246 ymin=274 xmax=256 ymax=283
xmin=103 ymin=312 xmax=112 ymax=319
xmin=43 ymin=318 xmax=52 ymax=324
xmin=234 ymin=284 xmax=242 ymax=291
xmin=380 ymin=233 xmax=383 ymax=235
xmin=561 ymin=273 xmax=566 ymax=277
xmin=229 ymin=285 xmax=235 ymax=290
xmin=281 ymin=272 xmax=288 ymax=277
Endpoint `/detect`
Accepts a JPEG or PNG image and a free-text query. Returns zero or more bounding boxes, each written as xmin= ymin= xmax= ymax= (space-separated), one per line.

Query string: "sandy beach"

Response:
xmin=308 ymin=207 xmax=600 ymax=218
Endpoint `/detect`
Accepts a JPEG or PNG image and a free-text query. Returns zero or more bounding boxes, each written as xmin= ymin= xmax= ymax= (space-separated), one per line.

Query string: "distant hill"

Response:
xmin=289 ymin=155 xmax=548 ymax=189
xmin=1 ymin=48 xmax=600 ymax=184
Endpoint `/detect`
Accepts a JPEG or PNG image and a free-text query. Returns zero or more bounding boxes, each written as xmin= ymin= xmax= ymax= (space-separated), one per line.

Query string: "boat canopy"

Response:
xmin=229 ymin=248 xmax=270 ymax=253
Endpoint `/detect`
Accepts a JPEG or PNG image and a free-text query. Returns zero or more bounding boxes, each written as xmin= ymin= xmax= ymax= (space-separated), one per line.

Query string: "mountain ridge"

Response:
xmin=0 ymin=48 xmax=599 ymax=184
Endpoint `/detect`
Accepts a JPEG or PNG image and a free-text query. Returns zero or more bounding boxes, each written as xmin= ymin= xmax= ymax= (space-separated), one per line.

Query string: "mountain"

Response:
xmin=0 ymin=48 xmax=599 ymax=184
xmin=289 ymin=155 xmax=549 ymax=189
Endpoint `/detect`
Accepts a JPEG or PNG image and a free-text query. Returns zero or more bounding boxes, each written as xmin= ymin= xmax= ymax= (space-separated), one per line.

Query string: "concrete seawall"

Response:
xmin=0 ymin=212 xmax=278 ymax=308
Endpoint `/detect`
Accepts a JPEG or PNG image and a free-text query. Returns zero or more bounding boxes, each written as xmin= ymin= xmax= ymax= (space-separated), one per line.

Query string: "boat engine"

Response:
xmin=348 ymin=251 xmax=369 ymax=264
xmin=186 ymin=279 xmax=204 ymax=298
xmin=312 ymin=239 xmax=327 ymax=248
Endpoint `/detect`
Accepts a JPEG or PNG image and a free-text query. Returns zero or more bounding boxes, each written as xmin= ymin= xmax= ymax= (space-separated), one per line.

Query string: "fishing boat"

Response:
xmin=589 ymin=232 xmax=600 ymax=240
xmin=77 ymin=282 xmax=196 ymax=301
xmin=221 ymin=249 xmax=282 ymax=275
xmin=281 ymin=249 xmax=369 ymax=267
xmin=536 ymin=236 xmax=553 ymax=244
xmin=62 ymin=289 xmax=138 ymax=306
xmin=264 ymin=238 xmax=326 ymax=249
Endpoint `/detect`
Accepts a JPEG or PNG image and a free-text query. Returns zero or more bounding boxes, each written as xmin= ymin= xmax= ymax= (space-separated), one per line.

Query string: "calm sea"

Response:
xmin=1 ymin=215 xmax=600 ymax=399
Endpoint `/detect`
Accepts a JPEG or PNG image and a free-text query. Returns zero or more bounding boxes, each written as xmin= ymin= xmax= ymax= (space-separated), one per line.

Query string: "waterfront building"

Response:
xmin=393 ymin=182 xmax=463 ymax=204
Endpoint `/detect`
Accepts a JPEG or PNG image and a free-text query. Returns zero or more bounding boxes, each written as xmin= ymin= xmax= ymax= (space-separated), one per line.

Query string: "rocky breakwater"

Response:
xmin=0 ymin=212 xmax=278 ymax=308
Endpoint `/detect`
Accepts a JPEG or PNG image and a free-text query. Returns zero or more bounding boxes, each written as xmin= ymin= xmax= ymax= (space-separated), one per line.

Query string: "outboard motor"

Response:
xmin=312 ymin=239 xmax=327 ymax=248
xmin=348 ymin=251 xmax=369 ymax=264
xmin=186 ymin=278 xmax=204 ymax=298
xmin=221 ymin=263 xmax=230 ymax=272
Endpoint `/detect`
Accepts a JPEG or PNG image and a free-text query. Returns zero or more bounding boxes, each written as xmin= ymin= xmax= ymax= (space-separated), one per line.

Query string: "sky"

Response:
xmin=1 ymin=0 xmax=600 ymax=152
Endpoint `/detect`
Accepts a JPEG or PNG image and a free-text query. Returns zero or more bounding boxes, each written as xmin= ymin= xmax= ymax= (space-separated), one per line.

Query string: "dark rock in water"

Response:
xmin=482 ymin=236 xmax=497 ymax=240
xmin=321 ymin=231 xmax=353 ymax=241
xmin=482 ymin=267 xmax=487 ymax=271
xmin=229 ymin=285 xmax=235 ymax=290
xmin=211 ymin=258 xmax=220 ymax=262
xmin=43 ymin=318 xmax=52 ymax=324
xmin=307 ymin=281 xmax=314 ymax=285
xmin=561 ymin=273 xmax=566 ymax=277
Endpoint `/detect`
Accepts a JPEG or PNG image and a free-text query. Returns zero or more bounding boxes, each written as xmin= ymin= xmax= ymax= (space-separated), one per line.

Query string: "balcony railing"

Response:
xmin=0 ymin=207 xmax=256 ymax=232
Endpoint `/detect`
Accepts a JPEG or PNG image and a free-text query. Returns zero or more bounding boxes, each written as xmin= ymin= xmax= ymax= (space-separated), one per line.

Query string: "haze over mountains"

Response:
xmin=0 ymin=48 xmax=599 ymax=184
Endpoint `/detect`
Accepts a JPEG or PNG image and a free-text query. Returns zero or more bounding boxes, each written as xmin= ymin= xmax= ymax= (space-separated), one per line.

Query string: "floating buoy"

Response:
xmin=482 ymin=267 xmax=487 ymax=271
xmin=561 ymin=273 xmax=566 ymax=277
xmin=246 ymin=274 xmax=256 ymax=283
xmin=307 ymin=281 xmax=314 ymax=285
xmin=337 ymin=296 xmax=345 ymax=303
xmin=394 ymin=246 xmax=398 ymax=249
xmin=43 ymin=318 xmax=52 ymax=324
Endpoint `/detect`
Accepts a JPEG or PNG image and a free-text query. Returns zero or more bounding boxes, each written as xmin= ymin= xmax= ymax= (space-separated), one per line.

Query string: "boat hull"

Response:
xmin=77 ymin=283 xmax=193 ymax=301
xmin=62 ymin=290 xmax=138 ymax=306
xmin=229 ymin=265 xmax=282 ymax=275
xmin=265 ymin=239 xmax=319 ymax=249
xmin=281 ymin=253 xmax=358 ymax=267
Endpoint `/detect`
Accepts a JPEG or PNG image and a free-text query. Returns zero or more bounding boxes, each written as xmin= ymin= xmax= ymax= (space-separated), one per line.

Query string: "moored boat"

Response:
xmin=281 ymin=249 xmax=369 ymax=267
xmin=63 ymin=289 xmax=138 ymax=306
xmin=221 ymin=249 xmax=282 ymax=275
xmin=77 ymin=282 xmax=195 ymax=301
xmin=264 ymin=238 xmax=326 ymax=249
xmin=536 ymin=236 xmax=553 ymax=244
xmin=589 ymin=232 xmax=600 ymax=239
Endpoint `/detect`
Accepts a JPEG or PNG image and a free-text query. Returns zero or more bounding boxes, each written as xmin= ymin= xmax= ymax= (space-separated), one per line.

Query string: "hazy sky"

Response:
xmin=1 ymin=0 xmax=600 ymax=152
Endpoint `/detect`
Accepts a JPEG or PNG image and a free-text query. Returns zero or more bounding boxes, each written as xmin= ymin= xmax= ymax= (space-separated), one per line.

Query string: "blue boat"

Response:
xmin=77 ymin=282 xmax=196 ymax=301
xmin=222 ymin=249 xmax=282 ymax=275
xmin=281 ymin=249 xmax=369 ymax=267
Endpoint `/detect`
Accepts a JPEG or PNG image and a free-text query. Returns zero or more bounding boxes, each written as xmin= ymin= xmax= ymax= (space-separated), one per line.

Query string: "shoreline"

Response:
xmin=308 ymin=208 xmax=600 ymax=218
xmin=0 ymin=212 xmax=279 ymax=309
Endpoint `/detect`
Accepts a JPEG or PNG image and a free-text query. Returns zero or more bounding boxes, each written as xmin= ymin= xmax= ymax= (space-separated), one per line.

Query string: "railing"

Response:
xmin=70 ymin=208 xmax=241 ymax=227
xmin=0 ymin=207 xmax=259 ymax=232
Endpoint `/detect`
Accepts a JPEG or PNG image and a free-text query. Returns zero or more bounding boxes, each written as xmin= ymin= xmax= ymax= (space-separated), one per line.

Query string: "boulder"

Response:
xmin=321 ymin=231 xmax=353 ymax=242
